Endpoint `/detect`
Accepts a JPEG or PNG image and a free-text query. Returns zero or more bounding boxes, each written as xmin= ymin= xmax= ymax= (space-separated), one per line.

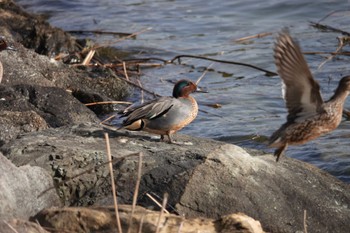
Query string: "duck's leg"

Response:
xmin=167 ymin=133 xmax=174 ymax=144
xmin=274 ymin=143 xmax=287 ymax=162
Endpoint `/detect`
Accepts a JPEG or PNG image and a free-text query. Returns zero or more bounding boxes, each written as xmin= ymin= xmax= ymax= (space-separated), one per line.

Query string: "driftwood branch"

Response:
xmin=310 ymin=21 xmax=350 ymax=36
xmin=169 ymin=54 xmax=277 ymax=76
xmin=234 ymin=32 xmax=273 ymax=42
xmin=67 ymin=30 xmax=133 ymax=37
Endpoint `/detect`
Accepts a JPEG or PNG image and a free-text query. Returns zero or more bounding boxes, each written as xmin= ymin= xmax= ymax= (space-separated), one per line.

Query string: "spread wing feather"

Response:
xmin=274 ymin=30 xmax=324 ymax=122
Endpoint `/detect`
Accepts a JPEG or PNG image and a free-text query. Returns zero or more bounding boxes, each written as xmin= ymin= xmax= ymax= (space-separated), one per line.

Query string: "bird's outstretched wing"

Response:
xmin=274 ymin=30 xmax=324 ymax=122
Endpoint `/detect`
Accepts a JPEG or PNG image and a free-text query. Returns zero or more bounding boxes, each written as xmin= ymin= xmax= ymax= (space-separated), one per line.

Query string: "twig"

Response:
xmin=100 ymin=114 xmax=118 ymax=126
xmin=303 ymin=209 xmax=308 ymax=233
xmin=196 ymin=63 xmax=214 ymax=85
xmin=2 ymin=221 xmax=19 ymax=233
xmin=310 ymin=21 xmax=350 ymax=36
xmin=136 ymin=79 xmax=145 ymax=104
xmin=67 ymin=30 xmax=132 ymax=37
xmin=169 ymin=54 xmax=277 ymax=76
xmin=113 ymin=74 xmax=161 ymax=98
xmin=123 ymin=62 xmax=130 ymax=81
xmin=155 ymin=193 xmax=168 ymax=233
xmin=81 ymin=49 xmax=96 ymax=66
xmin=177 ymin=221 xmax=184 ymax=233
xmin=85 ymin=101 xmax=132 ymax=106
xmin=104 ymin=132 xmax=123 ymax=233
xmin=234 ymin=32 xmax=273 ymax=42
xmin=318 ymin=36 xmax=347 ymax=69
xmin=317 ymin=10 xmax=350 ymax=23
xmin=127 ymin=152 xmax=143 ymax=233
xmin=145 ymin=193 xmax=170 ymax=214
xmin=303 ymin=51 xmax=350 ymax=56
xmin=137 ymin=214 xmax=146 ymax=233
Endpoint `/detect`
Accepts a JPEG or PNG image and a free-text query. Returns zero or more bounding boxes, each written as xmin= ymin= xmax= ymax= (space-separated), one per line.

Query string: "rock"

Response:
xmin=0 ymin=219 xmax=49 ymax=233
xmin=0 ymin=84 xmax=99 ymax=127
xmin=33 ymin=204 xmax=265 ymax=233
xmin=0 ymin=0 xmax=78 ymax=55
xmin=1 ymin=123 xmax=349 ymax=233
xmin=0 ymin=0 xmax=131 ymax=117
xmin=0 ymin=153 xmax=61 ymax=220
xmin=0 ymin=110 xmax=48 ymax=146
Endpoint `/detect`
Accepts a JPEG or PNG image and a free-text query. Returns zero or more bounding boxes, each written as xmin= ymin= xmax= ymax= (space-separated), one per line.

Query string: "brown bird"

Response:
xmin=269 ymin=30 xmax=350 ymax=162
xmin=119 ymin=79 xmax=199 ymax=143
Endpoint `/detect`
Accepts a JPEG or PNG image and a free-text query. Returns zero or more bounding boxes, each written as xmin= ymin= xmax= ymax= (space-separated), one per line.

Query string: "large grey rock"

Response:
xmin=1 ymin=123 xmax=349 ymax=233
xmin=0 ymin=153 xmax=61 ymax=220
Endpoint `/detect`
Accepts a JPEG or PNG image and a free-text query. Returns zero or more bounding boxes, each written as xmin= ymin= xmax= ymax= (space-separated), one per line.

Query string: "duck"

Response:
xmin=269 ymin=30 xmax=350 ymax=162
xmin=119 ymin=79 xmax=199 ymax=143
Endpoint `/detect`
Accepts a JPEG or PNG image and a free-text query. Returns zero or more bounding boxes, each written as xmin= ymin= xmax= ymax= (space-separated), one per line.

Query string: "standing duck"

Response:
xmin=119 ymin=79 xmax=199 ymax=143
xmin=269 ymin=30 xmax=350 ymax=162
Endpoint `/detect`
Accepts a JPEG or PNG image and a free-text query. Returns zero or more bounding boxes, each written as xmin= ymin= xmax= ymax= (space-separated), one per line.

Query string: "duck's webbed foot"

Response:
xmin=274 ymin=144 xmax=287 ymax=162
xmin=160 ymin=134 xmax=174 ymax=143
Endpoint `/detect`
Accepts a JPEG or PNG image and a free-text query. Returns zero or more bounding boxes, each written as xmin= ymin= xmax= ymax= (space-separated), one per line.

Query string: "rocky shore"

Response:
xmin=0 ymin=1 xmax=349 ymax=232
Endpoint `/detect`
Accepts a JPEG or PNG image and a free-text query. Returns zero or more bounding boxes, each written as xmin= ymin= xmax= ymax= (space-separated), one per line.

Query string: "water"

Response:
xmin=15 ymin=0 xmax=350 ymax=182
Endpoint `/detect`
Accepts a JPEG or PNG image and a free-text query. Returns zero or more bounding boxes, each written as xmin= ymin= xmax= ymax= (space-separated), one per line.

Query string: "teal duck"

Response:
xmin=269 ymin=30 xmax=350 ymax=162
xmin=119 ymin=79 xmax=199 ymax=143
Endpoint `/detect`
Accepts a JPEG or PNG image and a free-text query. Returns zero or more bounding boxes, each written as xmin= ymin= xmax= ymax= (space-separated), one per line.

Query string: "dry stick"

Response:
xmin=85 ymin=101 xmax=132 ymax=106
xmin=303 ymin=51 xmax=350 ymax=56
xmin=100 ymin=114 xmax=118 ymax=126
xmin=234 ymin=32 xmax=273 ymax=42
xmin=137 ymin=214 xmax=146 ymax=233
xmin=123 ymin=62 xmax=130 ymax=81
xmin=115 ymin=74 xmax=161 ymax=98
xmin=303 ymin=210 xmax=308 ymax=233
xmin=318 ymin=37 xmax=346 ymax=70
xmin=67 ymin=30 xmax=132 ymax=37
xmin=127 ymin=152 xmax=143 ymax=233
xmin=136 ymin=79 xmax=145 ymax=104
xmin=317 ymin=10 xmax=350 ymax=23
xmin=310 ymin=21 xmax=350 ymax=36
xmin=2 ymin=221 xmax=19 ymax=233
xmin=145 ymin=193 xmax=170 ymax=214
xmin=82 ymin=49 xmax=96 ymax=66
xmin=196 ymin=63 xmax=214 ymax=85
xmin=169 ymin=54 xmax=277 ymax=76
xmin=155 ymin=193 xmax=169 ymax=233
xmin=317 ymin=10 xmax=338 ymax=23
xmin=104 ymin=132 xmax=123 ymax=233
xmin=177 ymin=221 xmax=184 ymax=233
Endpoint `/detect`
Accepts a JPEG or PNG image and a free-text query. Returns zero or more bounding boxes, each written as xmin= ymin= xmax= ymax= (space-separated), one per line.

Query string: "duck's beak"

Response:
xmin=195 ymin=86 xmax=208 ymax=93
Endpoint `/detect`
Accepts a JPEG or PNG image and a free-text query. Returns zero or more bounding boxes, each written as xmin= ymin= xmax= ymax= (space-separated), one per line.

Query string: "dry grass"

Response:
xmin=104 ymin=132 xmax=123 ymax=233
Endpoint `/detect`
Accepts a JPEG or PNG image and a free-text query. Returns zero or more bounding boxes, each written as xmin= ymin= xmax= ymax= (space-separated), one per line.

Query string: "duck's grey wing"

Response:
xmin=121 ymin=96 xmax=175 ymax=126
xmin=274 ymin=30 xmax=324 ymax=122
